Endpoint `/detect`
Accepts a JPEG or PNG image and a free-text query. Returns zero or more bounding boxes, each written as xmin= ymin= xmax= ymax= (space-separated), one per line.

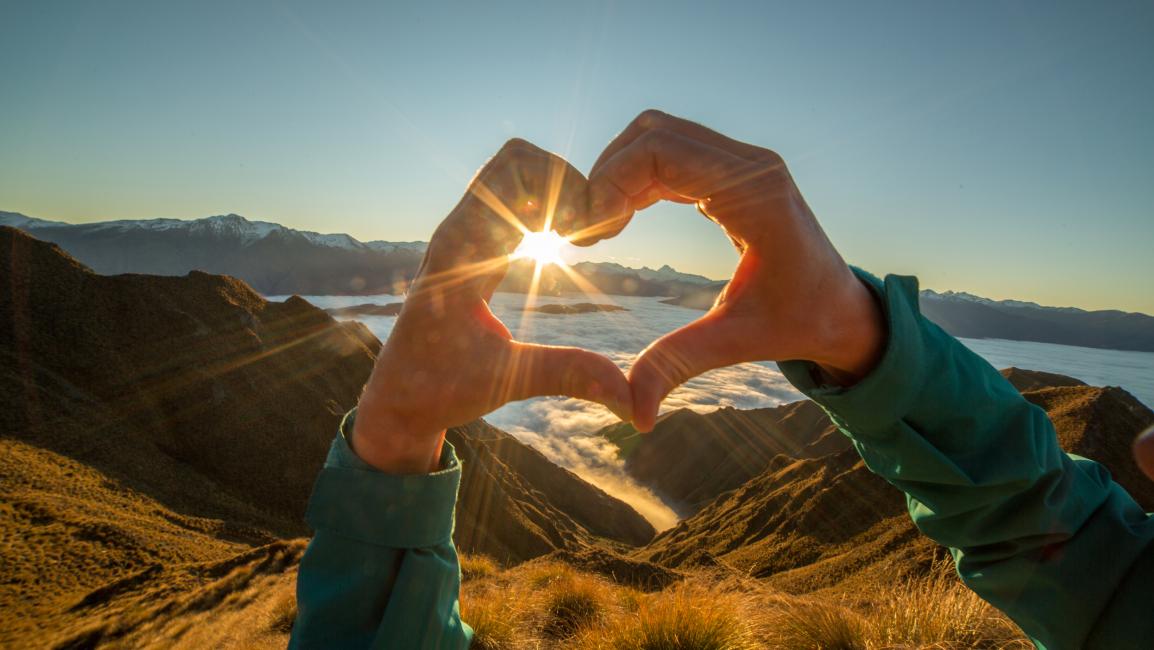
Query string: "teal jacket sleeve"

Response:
xmin=778 ymin=269 xmax=1154 ymax=650
xmin=290 ymin=411 xmax=472 ymax=649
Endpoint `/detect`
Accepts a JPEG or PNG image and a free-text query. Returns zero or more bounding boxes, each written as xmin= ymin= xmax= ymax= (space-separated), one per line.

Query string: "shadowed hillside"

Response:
xmin=598 ymin=401 xmax=846 ymax=515
xmin=448 ymin=419 xmax=654 ymax=563
xmin=0 ymin=227 xmax=656 ymax=648
xmin=1 ymin=226 xmax=381 ymax=533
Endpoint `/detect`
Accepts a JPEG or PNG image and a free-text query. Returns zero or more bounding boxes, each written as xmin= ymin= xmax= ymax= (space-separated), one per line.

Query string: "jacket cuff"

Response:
xmin=305 ymin=409 xmax=461 ymax=548
xmin=776 ymin=267 xmax=928 ymax=436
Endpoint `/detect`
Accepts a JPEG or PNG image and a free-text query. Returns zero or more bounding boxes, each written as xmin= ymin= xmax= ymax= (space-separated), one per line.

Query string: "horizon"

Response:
xmin=6 ymin=206 xmax=1151 ymax=317
xmin=2 ymin=2 xmax=1152 ymax=313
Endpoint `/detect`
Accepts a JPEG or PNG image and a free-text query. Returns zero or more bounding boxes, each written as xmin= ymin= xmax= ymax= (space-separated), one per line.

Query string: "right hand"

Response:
xmin=584 ymin=110 xmax=887 ymax=432
xmin=352 ymin=139 xmax=632 ymax=473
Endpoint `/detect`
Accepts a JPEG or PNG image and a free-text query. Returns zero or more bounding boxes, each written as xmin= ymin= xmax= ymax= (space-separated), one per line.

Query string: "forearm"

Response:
xmin=779 ymin=269 xmax=1154 ymax=649
xmin=290 ymin=411 xmax=471 ymax=649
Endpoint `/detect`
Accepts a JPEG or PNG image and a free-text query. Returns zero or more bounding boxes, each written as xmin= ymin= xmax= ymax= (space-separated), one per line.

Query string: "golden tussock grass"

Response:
xmin=460 ymin=553 xmax=500 ymax=581
xmin=460 ymin=558 xmax=1029 ymax=650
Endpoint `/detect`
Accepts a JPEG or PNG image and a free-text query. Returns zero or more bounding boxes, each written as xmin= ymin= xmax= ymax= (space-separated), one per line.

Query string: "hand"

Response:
xmin=352 ymin=139 xmax=632 ymax=473
xmin=585 ymin=110 xmax=886 ymax=432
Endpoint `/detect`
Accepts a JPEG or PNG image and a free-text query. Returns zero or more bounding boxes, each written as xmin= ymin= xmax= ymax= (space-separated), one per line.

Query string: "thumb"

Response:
xmin=501 ymin=342 xmax=633 ymax=422
xmin=628 ymin=312 xmax=744 ymax=432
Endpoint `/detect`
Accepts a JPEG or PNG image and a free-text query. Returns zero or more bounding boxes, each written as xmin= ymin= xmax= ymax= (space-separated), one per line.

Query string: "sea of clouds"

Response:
xmin=284 ymin=291 xmax=1154 ymax=531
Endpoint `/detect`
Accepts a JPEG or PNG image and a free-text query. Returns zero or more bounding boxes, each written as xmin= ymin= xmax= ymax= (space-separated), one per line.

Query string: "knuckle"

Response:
xmin=499 ymin=137 xmax=541 ymax=161
xmin=636 ymin=108 xmax=670 ymax=129
xmin=638 ymin=128 xmax=669 ymax=154
xmin=501 ymin=137 xmax=531 ymax=151
xmin=759 ymin=147 xmax=786 ymax=167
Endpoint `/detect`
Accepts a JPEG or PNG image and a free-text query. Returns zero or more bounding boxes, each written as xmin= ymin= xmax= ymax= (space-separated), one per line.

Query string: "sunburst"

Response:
xmin=511 ymin=230 xmax=569 ymax=267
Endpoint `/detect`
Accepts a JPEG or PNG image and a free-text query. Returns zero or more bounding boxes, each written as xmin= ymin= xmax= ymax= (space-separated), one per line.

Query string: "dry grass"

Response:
xmin=460 ymin=553 xmax=500 ymax=581
xmin=459 ymin=558 xmax=1029 ymax=650
xmin=541 ymin=572 xmax=615 ymax=639
xmin=761 ymin=561 xmax=1032 ymax=650
xmin=461 ymin=585 xmax=521 ymax=650
xmin=579 ymin=583 xmax=758 ymax=650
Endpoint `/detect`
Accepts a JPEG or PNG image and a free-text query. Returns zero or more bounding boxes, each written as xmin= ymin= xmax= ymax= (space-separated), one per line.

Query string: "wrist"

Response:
xmin=351 ymin=394 xmax=446 ymax=474
xmin=810 ymin=271 xmax=886 ymax=386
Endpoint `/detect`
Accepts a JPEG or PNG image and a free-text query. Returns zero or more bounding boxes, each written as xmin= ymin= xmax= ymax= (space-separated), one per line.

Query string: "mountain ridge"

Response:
xmin=0 ymin=225 xmax=656 ymax=646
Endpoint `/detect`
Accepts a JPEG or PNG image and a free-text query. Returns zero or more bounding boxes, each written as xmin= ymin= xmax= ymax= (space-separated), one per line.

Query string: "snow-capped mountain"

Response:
xmin=0 ymin=210 xmax=719 ymax=299
xmin=583 ymin=262 xmax=715 ymax=286
xmin=0 ymin=211 xmax=428 ymax=295
xmin=0 ymin=211 xmax=427 ymax=254
xmin=922 ymin=289 xmax=1085 ymax=314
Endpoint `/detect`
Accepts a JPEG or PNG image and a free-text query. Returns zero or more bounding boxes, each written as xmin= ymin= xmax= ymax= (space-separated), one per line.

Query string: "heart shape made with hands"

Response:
xmin=367 ymin=111 xmax=881 ymax=463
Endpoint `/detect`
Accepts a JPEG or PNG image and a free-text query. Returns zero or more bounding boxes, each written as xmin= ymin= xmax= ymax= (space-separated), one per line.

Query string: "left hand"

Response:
xmin=352 ymin=139 xmax=633 ymax=473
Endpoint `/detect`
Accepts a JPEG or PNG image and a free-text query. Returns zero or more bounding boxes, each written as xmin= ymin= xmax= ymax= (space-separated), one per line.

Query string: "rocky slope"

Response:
xmin=449 ymin=420 xmax=654 ymax=563
xmin=632 ymin=368 xmax=1154 ymax=594
xmin=0 ymin=226 xmax=655 ymax=647
xmin=1 ymin=226 xmax=381 ymax=533
xmin=599 ymin=401 xmax=847 ymax=515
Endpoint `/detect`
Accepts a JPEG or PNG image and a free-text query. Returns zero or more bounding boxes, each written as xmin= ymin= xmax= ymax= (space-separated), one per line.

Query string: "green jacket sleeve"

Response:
xmin=778 ymin=269 xmax=1154 ymax=650
xmin=290 ymin=411 xmax=472 ymax=649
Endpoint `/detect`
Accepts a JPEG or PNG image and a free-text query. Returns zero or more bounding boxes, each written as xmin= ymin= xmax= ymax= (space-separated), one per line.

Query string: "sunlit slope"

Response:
xmin=630 ymin=368 xmax=1154 ymax=594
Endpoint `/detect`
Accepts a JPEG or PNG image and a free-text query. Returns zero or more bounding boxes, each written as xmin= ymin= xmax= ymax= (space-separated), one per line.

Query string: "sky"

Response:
xmin=2 ymin=1 xmax=1152 ymax=313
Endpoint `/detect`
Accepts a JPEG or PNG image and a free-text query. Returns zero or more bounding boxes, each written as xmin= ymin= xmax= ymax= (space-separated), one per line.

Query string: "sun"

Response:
xmin=511 ymin=230 xmax=569 ymax=267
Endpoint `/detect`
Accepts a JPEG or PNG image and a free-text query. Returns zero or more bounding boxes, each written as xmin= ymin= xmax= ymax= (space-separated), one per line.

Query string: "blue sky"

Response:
xmin=2 ymin=1 xmax=1152 ymax=312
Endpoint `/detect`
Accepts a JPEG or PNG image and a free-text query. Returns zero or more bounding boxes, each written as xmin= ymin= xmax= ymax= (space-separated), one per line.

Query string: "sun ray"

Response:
xmin=541 ymin=155 xmax=568 ymax=233
xmin=409 ymin=255 xmax=512 ymax=295
xmin=515 ymin=259 xmax=545 ymax=337
xmin=469 ymin=181 xmax=532 ymax=236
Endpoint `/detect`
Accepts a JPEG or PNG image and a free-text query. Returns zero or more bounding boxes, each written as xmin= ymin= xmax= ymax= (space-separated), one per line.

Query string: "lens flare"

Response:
xmin=512 ymin=230 xmax=569 ymax=267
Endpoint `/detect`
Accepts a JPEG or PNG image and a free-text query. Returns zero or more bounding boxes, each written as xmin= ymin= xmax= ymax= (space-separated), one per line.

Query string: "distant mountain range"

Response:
xmin=0 ymin=211 xmax=426 ymax=295
xmin=4 ymin=210 xmax=1153 ymax=352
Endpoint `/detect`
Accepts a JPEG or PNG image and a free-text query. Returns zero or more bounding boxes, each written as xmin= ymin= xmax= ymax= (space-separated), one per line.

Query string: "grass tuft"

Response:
xmin=460 ymin=553 xmax=499 ymax=581
xmin=542 ymin=573 xmax=613 ymax=639
xmin=461 ymin=587 xmax=520 ymax=650
xmin=588 ymin=584 xmax=756 ymax=650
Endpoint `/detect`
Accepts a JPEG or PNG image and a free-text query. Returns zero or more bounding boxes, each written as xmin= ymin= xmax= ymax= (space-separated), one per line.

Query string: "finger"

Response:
xmin=498 ymin=342 xmax=633 ymax=422
xmin=416 ymin=139 xmax=588 ymax=299
xmin=628 ymin=311 xmax=747 ymax=432
xmin=591 ymin=109 xmax=775 ymax=175
xmin=588 ymin=128 xmax=771 ymax=232
xmin=569 ymin=181 xmax=633 ymax=246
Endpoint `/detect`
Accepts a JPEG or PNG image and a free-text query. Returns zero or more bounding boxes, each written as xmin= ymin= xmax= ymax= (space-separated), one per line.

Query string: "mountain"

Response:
xmin=496 ymin=257 xmax=726 ymax=299
xmin=449 ymin=420 xmax=654 ymax=563
xmin=630 ymin=368 xmax=1154 ymax=594
xmin=1 ymin=211 xmax=727 ymax=302
xmin=598 ymin=401 xmax=847 ymax=515
xmin=0 ymin=211 xmax=426 ymax=295
xmin=918 ymin=289 xmax=1154 ymax=352
xmin=0 ymin=226 xmax=654 ymax=647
